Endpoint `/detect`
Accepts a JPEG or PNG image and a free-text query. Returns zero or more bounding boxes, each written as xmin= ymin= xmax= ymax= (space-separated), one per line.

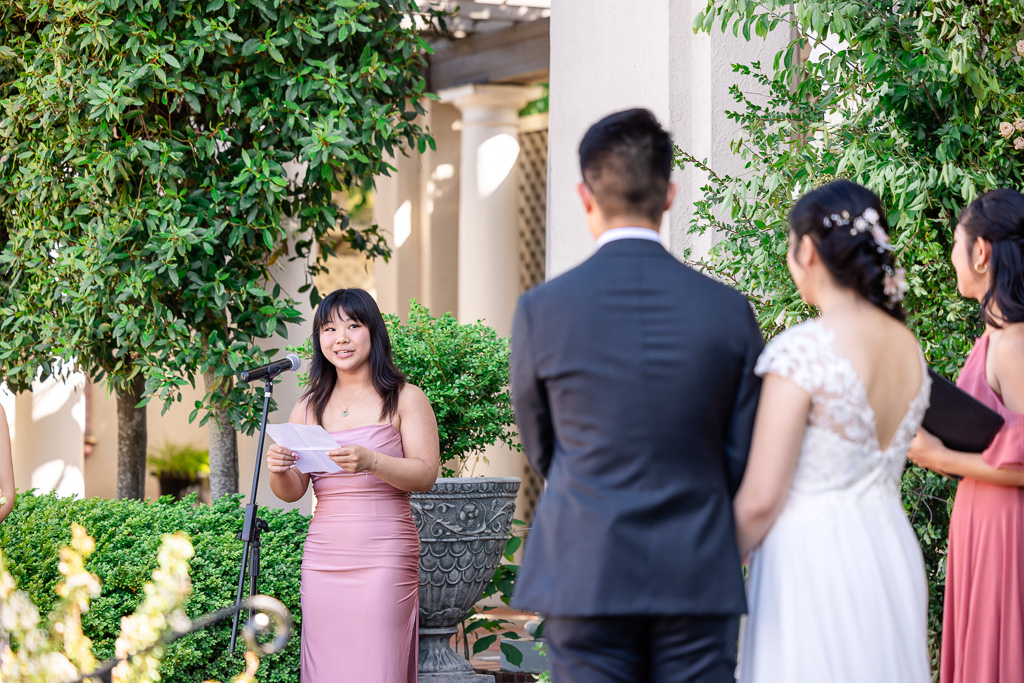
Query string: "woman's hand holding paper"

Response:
xmin=328 ymin=444 xmax=376 ymax=474
xmin=268 ymin=444 xmax=299 ymax=473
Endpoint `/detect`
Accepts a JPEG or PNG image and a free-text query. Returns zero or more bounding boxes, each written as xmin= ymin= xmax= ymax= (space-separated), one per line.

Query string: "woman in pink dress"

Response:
xmin=0 ymin=403 xmax=14 ymax=523
xmin=267 ymin=288 xmax=440 ymax=683
xmin=909 ymin=189 xmax=1024 ymax=683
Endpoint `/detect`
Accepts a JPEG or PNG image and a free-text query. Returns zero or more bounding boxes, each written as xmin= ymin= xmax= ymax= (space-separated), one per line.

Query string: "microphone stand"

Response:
xmin=229 ymin=372 xmax=279 ymax=655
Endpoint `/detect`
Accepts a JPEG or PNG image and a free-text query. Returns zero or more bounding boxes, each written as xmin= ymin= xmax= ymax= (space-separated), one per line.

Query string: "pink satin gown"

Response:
xmin=942 ymin=335 xmax=1024 ymax=683
xmin=300 ymin=423 xmax=420 ymax=682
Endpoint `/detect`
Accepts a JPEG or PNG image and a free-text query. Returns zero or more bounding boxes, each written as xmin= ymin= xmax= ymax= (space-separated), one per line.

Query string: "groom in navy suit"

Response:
xmin=510 ymin=109 xmax=764 ymax=682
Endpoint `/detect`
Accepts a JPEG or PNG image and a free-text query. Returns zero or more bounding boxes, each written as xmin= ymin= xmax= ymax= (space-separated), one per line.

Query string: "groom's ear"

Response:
xmin=663 ymin=182 xmax=678 ymax=213
xmin=577 ymin=181 xmax=595 ymax=214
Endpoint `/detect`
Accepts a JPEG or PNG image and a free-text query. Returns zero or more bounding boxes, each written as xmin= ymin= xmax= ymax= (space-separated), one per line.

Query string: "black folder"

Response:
xmin=922 ymin=369 xmax=1005 ymax=453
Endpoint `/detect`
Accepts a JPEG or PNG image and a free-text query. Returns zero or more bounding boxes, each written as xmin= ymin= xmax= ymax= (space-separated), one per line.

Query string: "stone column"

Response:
xmin=419 ymin=99 xmax=461 ymax=318
xmin=440 ymin=84 xmax=542 ymax=337
xmin=374 ymin=148 xmax=423 ymax=320
xmin=373 ymin=99 xmax=461 ymax=320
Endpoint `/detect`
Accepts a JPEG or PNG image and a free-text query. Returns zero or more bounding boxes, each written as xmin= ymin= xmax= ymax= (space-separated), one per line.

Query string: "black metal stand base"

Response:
xmin=229 ymin=375 xmax=278 ymax=654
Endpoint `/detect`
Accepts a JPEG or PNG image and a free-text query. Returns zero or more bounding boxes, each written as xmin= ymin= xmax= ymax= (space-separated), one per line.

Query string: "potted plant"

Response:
xmin=147 ymin=441 xmax=211 ymax=503
xmin=291 ymin=301 xmax=522 ymax=681
xmin=389 ymin=303 xmax=522 ymax=681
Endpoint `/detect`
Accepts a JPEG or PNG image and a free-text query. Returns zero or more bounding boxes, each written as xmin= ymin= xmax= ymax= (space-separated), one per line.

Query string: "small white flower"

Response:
xmin=1014 ymin=137 xmax=1024 ymax=151
xmin=883 ymin=267 xmax=909 ymax=303
xmin=1000 ymin=121 xmax=1015 ymax=138
xmin=871 ymin=225 xmax=894 ymax=250
xmin=1015 ymin=119 xmax=1024 ymax=132
xmin=1017 ymin=39 xmax=1024 ymax=57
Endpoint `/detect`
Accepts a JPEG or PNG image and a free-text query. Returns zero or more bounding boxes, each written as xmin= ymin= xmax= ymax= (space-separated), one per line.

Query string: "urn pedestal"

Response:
xmin=411 ymin=477 xmax=521 ymax=682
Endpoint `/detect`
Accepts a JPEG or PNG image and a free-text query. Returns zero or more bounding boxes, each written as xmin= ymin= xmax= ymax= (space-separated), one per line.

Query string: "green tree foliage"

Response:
xmin=0 ymin=491 xmax=309 ymax=682
xmin=0 ymin=0 xmax=439 ymax=497
xmin=684 ymin=0 xmax=1024 ymax=664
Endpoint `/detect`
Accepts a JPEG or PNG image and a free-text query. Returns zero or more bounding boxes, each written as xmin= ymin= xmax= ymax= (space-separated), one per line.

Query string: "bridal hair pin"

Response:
xmin=822 ymin=207 xmax=895 ymax=254
xmin=883 ymin=264 xmax=909 ymax=306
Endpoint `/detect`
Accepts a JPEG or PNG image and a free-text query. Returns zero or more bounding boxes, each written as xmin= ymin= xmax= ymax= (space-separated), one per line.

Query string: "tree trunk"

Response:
xmin=204 ymin=368 xmax=239 ymax=500
xmin=116 ymin=374 xmax=148 ymax=500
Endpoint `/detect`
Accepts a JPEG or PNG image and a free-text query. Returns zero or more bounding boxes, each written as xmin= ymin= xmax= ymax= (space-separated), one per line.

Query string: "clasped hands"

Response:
xmin=267 ymin=443 xmax=377 ymax=474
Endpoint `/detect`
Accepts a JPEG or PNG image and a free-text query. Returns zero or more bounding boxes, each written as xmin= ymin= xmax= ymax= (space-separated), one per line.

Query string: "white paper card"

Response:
xmin=265 ymin=423 xmax=342 ymax=474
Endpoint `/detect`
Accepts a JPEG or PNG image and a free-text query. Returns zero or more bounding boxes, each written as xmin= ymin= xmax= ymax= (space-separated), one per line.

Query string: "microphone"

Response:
xmin=238 ymin=354 xmax=301 ymax=383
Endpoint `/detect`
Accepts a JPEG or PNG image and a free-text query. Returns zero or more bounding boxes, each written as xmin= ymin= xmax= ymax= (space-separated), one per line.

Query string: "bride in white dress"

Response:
xmin=735 ymin=180 xmax=931 ymax=682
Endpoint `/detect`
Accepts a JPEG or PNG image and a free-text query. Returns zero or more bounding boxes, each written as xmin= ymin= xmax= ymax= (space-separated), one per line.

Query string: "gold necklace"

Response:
xmin=338 ymin=380 xmax=372 ymax=417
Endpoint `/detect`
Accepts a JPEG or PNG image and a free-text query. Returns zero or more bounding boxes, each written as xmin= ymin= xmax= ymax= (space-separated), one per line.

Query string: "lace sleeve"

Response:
xmin=754 ymin=324 xmax=820 ymax=396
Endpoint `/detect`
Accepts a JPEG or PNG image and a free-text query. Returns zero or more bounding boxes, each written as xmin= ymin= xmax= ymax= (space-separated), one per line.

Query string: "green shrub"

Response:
xmin=388 ymin=302 xmax=519 ymax=476
xmin=0 ymin=492 xmax=307 ymax=682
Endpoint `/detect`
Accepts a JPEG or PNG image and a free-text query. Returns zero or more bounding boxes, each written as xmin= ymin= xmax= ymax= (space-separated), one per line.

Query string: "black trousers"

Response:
xmin=543 ymin=614 xmax=739 ymax=683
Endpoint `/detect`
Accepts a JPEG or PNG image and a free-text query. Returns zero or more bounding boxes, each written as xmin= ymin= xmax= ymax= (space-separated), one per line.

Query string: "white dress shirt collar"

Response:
xmin=594 ymin=226 xmax=662 ymax=250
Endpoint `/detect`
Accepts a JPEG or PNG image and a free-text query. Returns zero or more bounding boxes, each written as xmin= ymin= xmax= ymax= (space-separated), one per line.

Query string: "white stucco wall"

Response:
xmin=7 ymin=376 xmax=86 ymax=500
xmin=548 ymin=0 xmax=788 ymax=277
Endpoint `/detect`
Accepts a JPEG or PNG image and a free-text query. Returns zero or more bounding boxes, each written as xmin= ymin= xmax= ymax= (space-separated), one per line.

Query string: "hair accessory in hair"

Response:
xmin=823 ymin=207 xmax=894 ymax=254
xmin=882 ymin=265 xmax=908 ymax=306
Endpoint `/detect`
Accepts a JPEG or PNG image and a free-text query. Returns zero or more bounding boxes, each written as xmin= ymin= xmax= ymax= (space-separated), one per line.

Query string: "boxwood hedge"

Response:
xmin=0 ymin=491 xmax=308 ymax=682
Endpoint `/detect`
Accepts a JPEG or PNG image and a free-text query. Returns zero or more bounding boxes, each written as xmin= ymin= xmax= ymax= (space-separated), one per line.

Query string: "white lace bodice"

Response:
xmin=755 ymin=320 xmax=931 ymax=496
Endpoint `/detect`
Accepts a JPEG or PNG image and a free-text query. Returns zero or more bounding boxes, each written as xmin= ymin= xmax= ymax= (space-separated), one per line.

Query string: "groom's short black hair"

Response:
xmin=579 ymin=108 xmax=673 ymax=224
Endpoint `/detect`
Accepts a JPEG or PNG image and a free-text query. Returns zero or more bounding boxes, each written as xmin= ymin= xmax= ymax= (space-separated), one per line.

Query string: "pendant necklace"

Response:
xmin=339 ymin=380 xmax=372 ymax=417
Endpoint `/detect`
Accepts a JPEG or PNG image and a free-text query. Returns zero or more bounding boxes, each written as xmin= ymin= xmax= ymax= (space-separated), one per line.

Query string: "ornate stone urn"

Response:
xmin=411 ymin=476 xmax=521 ymax=682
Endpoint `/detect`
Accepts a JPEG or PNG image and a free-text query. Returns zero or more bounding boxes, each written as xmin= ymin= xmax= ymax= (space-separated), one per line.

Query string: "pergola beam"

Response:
xmin=428 ymin=18 xmax=550 ymax=91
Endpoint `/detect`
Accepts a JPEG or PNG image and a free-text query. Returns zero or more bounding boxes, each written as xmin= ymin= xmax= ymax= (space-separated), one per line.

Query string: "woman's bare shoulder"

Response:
xmin=398 ymin=383 xmax=430 ymax=408
xmin=992 ymin=325 xmax=1024 ymax=392
xmin=289 ymin=396 xmax=312 ymax=424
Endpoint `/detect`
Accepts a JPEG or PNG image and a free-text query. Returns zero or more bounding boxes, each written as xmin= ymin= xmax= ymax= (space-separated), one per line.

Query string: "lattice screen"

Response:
xmin=517 ymin=129 xmax=548 ymax=293
xmin=516 ymin=126 xmax=548 ymax=526
xmin=314 ymin=241 xmax=376 ymax=299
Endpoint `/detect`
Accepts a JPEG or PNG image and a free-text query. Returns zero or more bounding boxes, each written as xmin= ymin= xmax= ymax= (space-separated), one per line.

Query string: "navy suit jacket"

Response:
xmin=510 ymin=238 xmax=763 ymax=617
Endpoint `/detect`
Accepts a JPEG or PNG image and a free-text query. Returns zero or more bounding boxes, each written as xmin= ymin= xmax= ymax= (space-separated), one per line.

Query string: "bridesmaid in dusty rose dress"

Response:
xmin=909 ymin=189 xmax=1024 ymax=683
xmin=268 ymin=288 xmax=440 ymax=683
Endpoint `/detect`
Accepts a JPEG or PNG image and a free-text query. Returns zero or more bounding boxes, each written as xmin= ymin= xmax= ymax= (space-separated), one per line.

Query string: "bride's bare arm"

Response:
xmin=733 ymin=374 xmax=812 ymax=559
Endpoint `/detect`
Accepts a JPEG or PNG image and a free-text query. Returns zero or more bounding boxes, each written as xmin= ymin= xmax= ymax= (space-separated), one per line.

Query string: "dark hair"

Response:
xmin=789 ymin=179 xmax=905 ymax=321
xmin=959 ymin=189 xmax=1024 ymax=326
xmin=578 ymin=108 xmax=673 ymax=224
xmin=302 ymin=288 xmax=405 ymax=426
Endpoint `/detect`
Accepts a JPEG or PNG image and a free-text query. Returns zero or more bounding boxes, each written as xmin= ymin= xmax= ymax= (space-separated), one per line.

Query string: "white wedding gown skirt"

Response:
xmin=738 ymin=487 xmax=930 ymax=682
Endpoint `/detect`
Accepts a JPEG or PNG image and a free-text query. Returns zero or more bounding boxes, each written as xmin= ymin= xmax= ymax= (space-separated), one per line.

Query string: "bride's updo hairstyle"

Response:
xmin=789 ymin=180 xmax=905 ymax=321
xmin=958 ymin=189 xmax=1024 ymax=327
